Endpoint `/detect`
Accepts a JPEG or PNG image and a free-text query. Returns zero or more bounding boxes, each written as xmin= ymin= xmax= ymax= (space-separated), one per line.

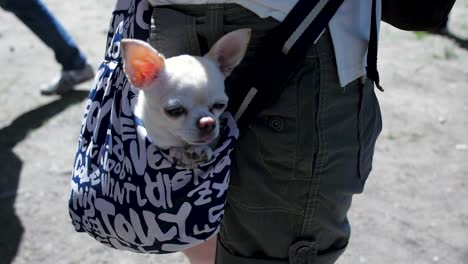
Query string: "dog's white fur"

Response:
xmin=121 ymin=29 xmax=251 ymax=167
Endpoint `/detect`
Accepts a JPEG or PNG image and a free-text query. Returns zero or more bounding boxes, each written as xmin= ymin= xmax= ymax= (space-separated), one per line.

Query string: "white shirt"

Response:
xmin=148 ymin=0 xmax=381 ymax=87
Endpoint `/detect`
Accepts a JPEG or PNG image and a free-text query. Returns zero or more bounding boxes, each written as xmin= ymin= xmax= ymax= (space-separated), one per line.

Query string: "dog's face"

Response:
xmin=144 ymin=55 xmax=229 ymax=146
xmin=121 ymin=29 xmax=250 ymax=148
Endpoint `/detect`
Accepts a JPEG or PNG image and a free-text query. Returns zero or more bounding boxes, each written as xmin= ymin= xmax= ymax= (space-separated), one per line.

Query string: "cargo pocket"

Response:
xmin=252 ymin=114 xmax=297 ymax=180
xmin=253 ymin=57 xmax=322 ymax=181
xmin=225 ymin=64 xmax=305 ymax=211
xmin=249 ymin=65 xmax=303 ymax=181
xmin=358 ymin=78 xmax=382 ymax=182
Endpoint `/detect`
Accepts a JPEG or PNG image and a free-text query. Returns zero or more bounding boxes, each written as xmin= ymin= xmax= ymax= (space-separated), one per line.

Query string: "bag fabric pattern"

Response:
xmin=68 ymin=0 xmax=238 ymax=254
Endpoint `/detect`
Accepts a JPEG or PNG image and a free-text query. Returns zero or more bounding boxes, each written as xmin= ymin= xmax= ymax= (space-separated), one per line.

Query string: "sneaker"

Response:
xmin=41 ymin=63 xmax=95 ymax=95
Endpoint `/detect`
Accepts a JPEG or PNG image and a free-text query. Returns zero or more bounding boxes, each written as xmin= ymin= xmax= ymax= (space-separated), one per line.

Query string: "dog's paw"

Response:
xmin=184 ymin=145 xmax=213 ymax=163
xmin=170 ymin=145 xmax=213 ymax=169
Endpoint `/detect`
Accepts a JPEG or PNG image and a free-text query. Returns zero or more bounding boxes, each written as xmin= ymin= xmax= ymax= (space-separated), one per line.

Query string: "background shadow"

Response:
xmin=431 ymin=29 xmax=468 ymax=50
xmin=0 ymin=90 xmax=88 ymax=264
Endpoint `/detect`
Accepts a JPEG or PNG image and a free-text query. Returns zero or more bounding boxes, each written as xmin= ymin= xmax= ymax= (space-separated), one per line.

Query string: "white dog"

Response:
xmin=121 ymin=29 xmax=250 ymax=168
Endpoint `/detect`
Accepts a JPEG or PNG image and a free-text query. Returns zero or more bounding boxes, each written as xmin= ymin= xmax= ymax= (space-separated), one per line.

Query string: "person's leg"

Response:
xmin=182 ymin=236 xmax=217 ymax=264
xmin=0 ymin=0 xmax=94 ymax=94
xmin=149 ymin=4 xmax=382 ymax=263
xmin=216 ymin=20 xmax=382 ymax=264
xmin=0 ymin=0 xmax=86 ymax=70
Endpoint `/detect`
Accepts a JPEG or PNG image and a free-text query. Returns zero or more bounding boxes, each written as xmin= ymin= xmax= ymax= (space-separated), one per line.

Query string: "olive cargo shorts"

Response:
xmin=150 ymin=4 xmax=382 ymax=264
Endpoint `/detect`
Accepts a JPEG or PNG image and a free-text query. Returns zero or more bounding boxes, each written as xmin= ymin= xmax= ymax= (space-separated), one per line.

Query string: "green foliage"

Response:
xmin=414 ymin=31 xmax=429 ymax=40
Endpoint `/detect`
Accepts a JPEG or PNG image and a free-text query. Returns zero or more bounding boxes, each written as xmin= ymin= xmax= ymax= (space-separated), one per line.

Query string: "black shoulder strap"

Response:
xmin=367 ymin=0 xmax=383 ymax=91
xmin=271 ymin=0 xmax=345 ymax=60
xmin=229 ymin=0 xmax=382 ymax=129
xmin=229 ymin=0 xmax=345 ymax=125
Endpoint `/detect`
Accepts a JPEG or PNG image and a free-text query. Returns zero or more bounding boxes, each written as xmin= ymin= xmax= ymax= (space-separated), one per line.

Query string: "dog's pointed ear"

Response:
xmin=121 ymin=39 xmax=165 ymax=89
xmin=205 ymin=28 xmax=251 ymax=77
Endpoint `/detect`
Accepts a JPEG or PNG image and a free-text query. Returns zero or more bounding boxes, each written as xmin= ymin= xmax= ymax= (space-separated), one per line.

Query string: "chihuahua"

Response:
xmin=120 ymin=29 xmax=251 ymax=168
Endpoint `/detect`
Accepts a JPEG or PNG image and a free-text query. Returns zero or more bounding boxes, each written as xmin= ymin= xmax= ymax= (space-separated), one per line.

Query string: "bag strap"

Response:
xmin=233 ymin=0 xmax=345 ymax=121
xmin=232 ymin=0 xmax=383 ymax=125
xmin=367 ymin=0 xmax=383 ymax=91
xmin=281 ymin=0 xmax=382 ymax=89
xmin=272 ymin=0 xmax=345 ymax=60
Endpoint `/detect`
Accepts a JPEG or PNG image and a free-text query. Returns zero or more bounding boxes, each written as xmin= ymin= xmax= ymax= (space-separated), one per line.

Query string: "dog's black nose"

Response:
xmin=198 ymin=117 xmax=216 ymax=133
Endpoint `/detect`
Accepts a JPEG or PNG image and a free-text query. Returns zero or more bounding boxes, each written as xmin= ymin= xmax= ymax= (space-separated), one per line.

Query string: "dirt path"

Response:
xmin=0 ymin=1 xmax=467 ymax=263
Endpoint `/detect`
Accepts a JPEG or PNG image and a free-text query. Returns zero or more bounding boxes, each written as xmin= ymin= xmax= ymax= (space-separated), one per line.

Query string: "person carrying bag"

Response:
xmin=69 ymin=0 xmax=455 ymax=263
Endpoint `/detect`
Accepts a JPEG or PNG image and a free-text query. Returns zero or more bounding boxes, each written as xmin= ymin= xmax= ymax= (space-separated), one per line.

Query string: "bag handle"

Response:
xmin=367 ymin=0 xmax=384 ymax=91
xmin=233 ymin=0 xmax=345 ymax=123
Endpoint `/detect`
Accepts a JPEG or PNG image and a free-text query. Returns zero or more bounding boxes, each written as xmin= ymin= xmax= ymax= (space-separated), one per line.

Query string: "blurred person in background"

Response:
xmin=0 ymin=0 xmax=94 ymax=95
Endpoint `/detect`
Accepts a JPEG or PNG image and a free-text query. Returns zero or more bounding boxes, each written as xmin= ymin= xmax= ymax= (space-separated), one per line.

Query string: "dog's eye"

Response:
xmin=165 ymin=107 xmax=186 ymax=118
xmin=211 ymin=103 xmax=226 ymax=111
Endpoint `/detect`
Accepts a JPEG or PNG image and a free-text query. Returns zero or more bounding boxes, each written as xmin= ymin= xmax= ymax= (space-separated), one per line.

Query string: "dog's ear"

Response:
xmin=121 ymin=39 xmax=165 ymax=89
xmin=206 ymin=28 xmax=251 ymax=77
